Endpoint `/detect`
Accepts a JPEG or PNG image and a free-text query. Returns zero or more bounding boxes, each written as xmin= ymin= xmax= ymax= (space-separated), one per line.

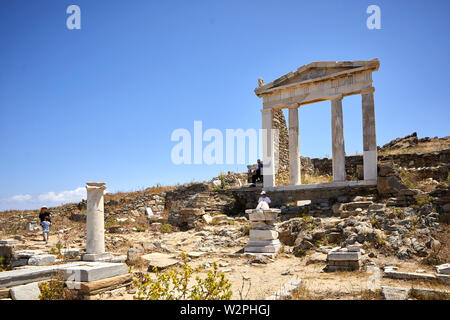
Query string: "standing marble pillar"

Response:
xmin=288 ymin=107 xmax=301 ymax=185
xmin=82 ymin=182 xmax=111 ymax=261
xmin=261 ymin=108 xmax=275 ymax=188
xmin=361 ymin=87 xmax=377 ymax=181
xmin=331 ymin=95 xmax=346 ymax=182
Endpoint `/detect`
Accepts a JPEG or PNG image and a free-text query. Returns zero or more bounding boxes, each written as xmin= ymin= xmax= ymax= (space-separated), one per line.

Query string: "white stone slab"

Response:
xmin=436 ymin=264 xmax=450 ymax=275
xmin=60 ymin=262 xmax=127 ymax=282
xmin=0 ymin=262 xmax=87 ymax=288
xmin=249 ymin=229 xmax=278 ymax=241
xmin=381 ymin=286 xmax=409 ymax=300
xmin=28 ymin=255 xmax=56 ymax=266
xmin=13 ymin=250 xmax=45 ymax=258
xmin=10 ymin=282 xmax=40 ymax=300
xmin=247 ymin=239 xmax=280 ymax=247
xmin=244 ymin=245 xmax=280 ymax=254
xmin=141 ymin=253 xmax=179 ymax=271
xmin=327 ymin=251 xmax=360 ymax=261
xmin=0 ymin=239 xmax=19 ymax=245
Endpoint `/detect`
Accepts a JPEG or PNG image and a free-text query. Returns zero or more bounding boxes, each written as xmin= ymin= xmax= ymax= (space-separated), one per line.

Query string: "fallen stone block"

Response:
xmin=141 ymin=253 xmax=179 ymax=271
xmin=327 ymin=251 xmax=360 ymax=261
xmin=265 ymin=276 xmax=302 ymax=300
xmin=344 ymin=201 xmax=373 ymax=210
xmin=0 ymin=239 xmax=19 ymax=246
xmin=66 ymin=273 xmax=132 ymax=295
xmin=61 ymin=262 xmax=128 ymax=282
xmin=328 ymin=260 xmax=360 ymax=268
xmin=436 ymin=263 xmax=450 ymax=275
xmin=10 ymin=258 xmax=29 ymax=268
xmin=437 ymin=274 xmax=450 ymax=284
xmin=0 ymin=262 xmax=81 ymax=288
xmin=13 ymin=250 xmax=45 ymax=259
xmin=410 ymin=287 xmax=450 ymax=300
xmin=383 ymin=270 xmax=437 ymax=281
xmin=10 ymin=282 xmax=41 ymax=300
xmin=28 ymin=254 xmax=56 ymax=266
xmin=381 ymin=286 xmax=410 ymax=300
xmin=61 ymin=249 xmax=80 ymax=259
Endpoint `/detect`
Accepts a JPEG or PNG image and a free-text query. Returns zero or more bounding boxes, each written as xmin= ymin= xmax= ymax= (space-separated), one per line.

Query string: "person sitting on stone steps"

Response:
xmin=257 ymin=191 xmax=271 ymax=206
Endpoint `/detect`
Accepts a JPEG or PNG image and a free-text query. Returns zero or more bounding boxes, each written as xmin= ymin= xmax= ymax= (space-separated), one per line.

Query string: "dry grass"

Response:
xmin=302 ymin=173 xmax=333 ymax=185
xmin=380 ymin=136 xmax=450 ymax=156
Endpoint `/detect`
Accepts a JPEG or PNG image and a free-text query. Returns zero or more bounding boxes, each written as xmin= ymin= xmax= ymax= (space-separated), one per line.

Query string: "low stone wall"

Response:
xmin=229 ymin=184 xmax=378 ymax=209
xmin=309 ymin=149 xmax=450 ymax=178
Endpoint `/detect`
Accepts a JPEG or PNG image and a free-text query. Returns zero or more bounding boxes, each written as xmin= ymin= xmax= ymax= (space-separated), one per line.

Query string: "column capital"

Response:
xmin=361 ymin=87 xmax=375 ymax=95
xmin=260 ymin=108 xmax=273 ymax=114
xmin=86 ymin=182 xmax=106 ymax=191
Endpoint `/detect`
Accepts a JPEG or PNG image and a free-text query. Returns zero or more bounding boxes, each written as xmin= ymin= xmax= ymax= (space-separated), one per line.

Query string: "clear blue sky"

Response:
xmin=1 ymin=0 xmax=449 ymax=210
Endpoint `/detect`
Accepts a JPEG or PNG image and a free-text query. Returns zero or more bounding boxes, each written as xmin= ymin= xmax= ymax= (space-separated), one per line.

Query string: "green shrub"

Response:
xmin=160 ymin=223 xmax=172 ymax=233
xmin=134 ymin=253 xmax=232 ymax=300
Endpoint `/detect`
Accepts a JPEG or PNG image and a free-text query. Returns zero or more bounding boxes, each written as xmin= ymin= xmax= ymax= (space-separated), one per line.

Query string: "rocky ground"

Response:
xmin=0 ymin=133 xmax=449 ymax=300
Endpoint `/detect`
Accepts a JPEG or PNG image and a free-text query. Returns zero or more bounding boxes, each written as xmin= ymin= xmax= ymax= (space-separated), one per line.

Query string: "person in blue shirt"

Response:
xmin=252 ymin=159 xmax=263 ymax=183
xmin=42 ymin=217 xmax=51 ymax=244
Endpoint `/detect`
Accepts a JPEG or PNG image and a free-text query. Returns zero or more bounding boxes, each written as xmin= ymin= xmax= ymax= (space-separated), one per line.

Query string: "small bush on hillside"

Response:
xmin=134 ymin=253 xmax=232 ymax=300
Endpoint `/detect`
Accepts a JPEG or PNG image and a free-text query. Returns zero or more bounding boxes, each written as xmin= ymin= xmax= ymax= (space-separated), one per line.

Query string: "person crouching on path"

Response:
xmin=38 ymin=206 xmax=51 ymax=241
xmin=42 ymin=217 xmax=51 ymax=244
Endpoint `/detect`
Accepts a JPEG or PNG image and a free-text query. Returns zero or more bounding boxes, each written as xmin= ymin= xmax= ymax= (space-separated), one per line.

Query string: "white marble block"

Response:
xmin=249 ymin=229 xmax=278 ymax=241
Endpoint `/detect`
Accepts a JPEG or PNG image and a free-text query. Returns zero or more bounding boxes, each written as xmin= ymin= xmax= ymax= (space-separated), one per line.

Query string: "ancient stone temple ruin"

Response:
xmin=255 ymin=59 xmax=380 ymax=190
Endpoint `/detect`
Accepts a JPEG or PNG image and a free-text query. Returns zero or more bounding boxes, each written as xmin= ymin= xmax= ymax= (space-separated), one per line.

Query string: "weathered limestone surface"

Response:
xmin=436 ymin=263 xmax=450 ymax=275
xmin=83 ymin=182 xmax=111 ymax=261
xmin=141 ymin=253 xmax=179 ymax=271
xmin=68 ymin=273 xmax=132 ymax=294
xmin=10 ymin=282 xmax=40 ymax=300
xmin=381 ymin=286 xmax=409 ymax=300
xmin=362 ymin=87 xmax=377 ymax=181
xmin=28 ymin=254 xmax=56 ymax=266
xmin=0 ymin=261 xmax=127 ymax=288
xmin=265 ymin=276 xmax=302 ymax=300
xmin=62 ymin=262 xmax=128 ymax=282
xmin=288 ymin=107 xmax=300 ymax=185
xmin=325 ymin=246 xmax=361 ymax=271
xmin=331 ymin=96 xmax=346 ymax=182
xmin=261 ymin=109 xmax=275 ymax=188
xmin=273 ymin=109 xmax=290 ymax=186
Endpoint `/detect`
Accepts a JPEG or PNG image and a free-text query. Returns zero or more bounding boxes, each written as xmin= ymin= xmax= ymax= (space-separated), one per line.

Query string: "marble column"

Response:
xmin=361 ymin=87 xmax=377 ymax=181
xmin=331 ymin=95 xmax=346 ymax=182
xmin=288 ymin=107 xmax=301 ymax=185
xmin=82 ymin=182 xmax=111 ymax=261
xmin=261 ymin=108 xmax=275 ymax=188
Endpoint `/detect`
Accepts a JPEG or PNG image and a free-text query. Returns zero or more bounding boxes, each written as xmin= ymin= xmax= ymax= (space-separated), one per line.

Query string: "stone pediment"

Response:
xmin=255 ymin=59 xmax=379 ymax=96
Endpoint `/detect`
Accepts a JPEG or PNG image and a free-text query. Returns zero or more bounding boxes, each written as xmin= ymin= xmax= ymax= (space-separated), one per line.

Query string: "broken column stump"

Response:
xmin=244 ymin=208 xmax=281 ymax=255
